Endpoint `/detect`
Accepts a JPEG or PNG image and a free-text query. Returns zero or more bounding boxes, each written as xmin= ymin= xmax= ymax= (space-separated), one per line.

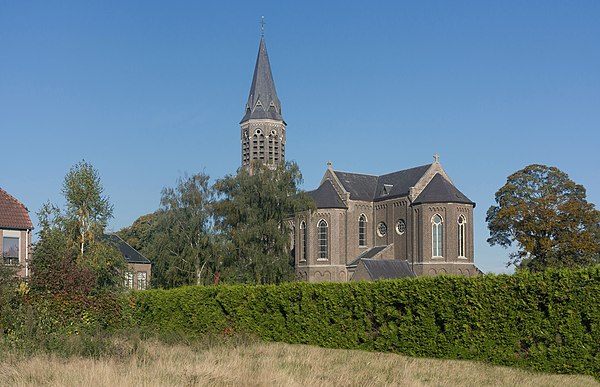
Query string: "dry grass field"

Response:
xmin=0 ymin=339 xmax=597 ymax=387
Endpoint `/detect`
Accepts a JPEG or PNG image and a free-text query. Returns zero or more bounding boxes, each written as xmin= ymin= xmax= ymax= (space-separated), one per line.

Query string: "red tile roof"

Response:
xmin=0 ymin=187 xmax=33 ymax=230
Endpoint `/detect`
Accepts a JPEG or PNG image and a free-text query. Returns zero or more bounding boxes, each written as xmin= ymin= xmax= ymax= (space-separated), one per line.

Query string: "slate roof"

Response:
xmin=309 ymin=180 xmax=347 ymax=209
xmin=347 ymin=246 xmax=388 ymax=266
xmin=359 ymin=259 xmax=416 ymax=280
xmin=240 ymin=35 xmax=284 ymax=123
xmin=413 ymin=173 xmax=475 ymax=206
xmin=0 ymin=188 xmax=33 ymax=230
xmin=103 ymin=234 xmax=151 ymax=265
xmin=332 ymin=164 xmax=431 ymax=201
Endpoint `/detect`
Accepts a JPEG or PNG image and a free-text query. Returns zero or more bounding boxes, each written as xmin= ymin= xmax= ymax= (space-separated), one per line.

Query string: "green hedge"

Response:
xmin=132 ymin=267 xmax=600 ymax=378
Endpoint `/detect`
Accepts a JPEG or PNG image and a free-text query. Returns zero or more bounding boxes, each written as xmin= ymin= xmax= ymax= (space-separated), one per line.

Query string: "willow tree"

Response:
xmin=487 ymin=164 xmax=600 ymax=272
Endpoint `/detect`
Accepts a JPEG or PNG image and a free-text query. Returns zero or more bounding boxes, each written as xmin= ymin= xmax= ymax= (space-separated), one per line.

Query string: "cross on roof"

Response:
xmin=433 ymin=153 xmax=440 ymax=162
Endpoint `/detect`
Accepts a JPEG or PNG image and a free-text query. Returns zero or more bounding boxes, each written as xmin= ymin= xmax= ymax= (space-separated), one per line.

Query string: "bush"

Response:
xmin=131 ymin=267 xmax=600 ymax=378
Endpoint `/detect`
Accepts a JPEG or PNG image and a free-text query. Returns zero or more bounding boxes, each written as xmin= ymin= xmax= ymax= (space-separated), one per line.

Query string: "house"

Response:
xmin=103 ymin=234 xmax=151 ymax=290
xmin=0 ymin=187 xmax=33 ymax=278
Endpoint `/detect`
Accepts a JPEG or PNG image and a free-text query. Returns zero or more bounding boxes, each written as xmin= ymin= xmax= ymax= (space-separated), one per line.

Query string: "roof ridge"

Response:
xmin=377 ymin=163 xmax=432 ymax=178
xmin=333 ymin=170 xmax=378 ymax=178
xmin=334 ymin=163 xmax=432 ymax=179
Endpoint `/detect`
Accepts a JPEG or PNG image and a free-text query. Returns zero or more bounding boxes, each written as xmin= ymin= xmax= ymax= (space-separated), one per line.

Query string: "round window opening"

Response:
xmin=377 ymin=222 xmax=387 ymax=237
xmin=270 ymin=129 xmax=277 ymax=136
xmin=396 ymin=219 xmax=406 ymax=235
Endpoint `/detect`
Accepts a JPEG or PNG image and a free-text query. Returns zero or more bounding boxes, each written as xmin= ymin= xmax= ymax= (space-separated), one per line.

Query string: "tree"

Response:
xmin=486 ymin=164 xmax=600 ymax=272
xmin=62 ymin=160 xmax=113 ymax=260
xmin=214 ymin=161 xmax=314 ymax=284
xmin=31 ymin=161 xmax=124 ymax=294
xmin=116 ymin=213 xmax=157 ymax=252
xmin=130 ymin=173 xmax=217 ymax=288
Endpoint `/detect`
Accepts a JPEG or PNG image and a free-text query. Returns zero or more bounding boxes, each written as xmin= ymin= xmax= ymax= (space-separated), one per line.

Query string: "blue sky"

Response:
xmin=1 ymin=1 xmax=599 ymax=274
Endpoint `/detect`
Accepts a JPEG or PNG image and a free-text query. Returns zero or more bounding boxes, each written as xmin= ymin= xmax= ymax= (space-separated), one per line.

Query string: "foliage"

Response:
xmin=117 ymin=213 xmax=157 ymax=252
xmin=3 ymin=267 xmax=600 ymax=379
xmin=487 ymin=164 xmax=600 ymax=271
xmin=31 ymin=161 xmax=125 ymax=294
xmin=214 ymin=161 xmax=315 ymax=284
xmin=62 ymin=160 xmax=114 ymax=259
xmin=125 ymin=173 xmax=217 ymax=288
xmin=131 ymin=268 xmax=600 ymax=379
xmin=0 ymin=264 xmax=21 ymax=338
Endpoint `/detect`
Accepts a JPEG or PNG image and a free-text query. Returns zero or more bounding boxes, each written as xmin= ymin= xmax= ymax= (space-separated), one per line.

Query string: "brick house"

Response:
xmin=103 ymin=234 xmax=151 ymax=290
xmin=0 ymin=187 xmax=33 ymax=278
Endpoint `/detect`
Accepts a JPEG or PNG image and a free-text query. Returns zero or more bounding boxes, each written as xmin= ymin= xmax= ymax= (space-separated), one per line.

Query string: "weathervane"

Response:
xmin=261 ymin=16 xmax=266 ymax=36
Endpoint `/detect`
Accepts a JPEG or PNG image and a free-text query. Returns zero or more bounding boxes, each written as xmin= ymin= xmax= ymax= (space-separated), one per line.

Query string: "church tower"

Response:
xmin=240 ymin=29 xmax=286 ymax=168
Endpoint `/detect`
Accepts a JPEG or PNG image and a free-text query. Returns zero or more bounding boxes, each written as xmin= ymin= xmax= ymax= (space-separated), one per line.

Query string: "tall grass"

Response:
xmin=0 ymin=337 xmax=597 ymax=386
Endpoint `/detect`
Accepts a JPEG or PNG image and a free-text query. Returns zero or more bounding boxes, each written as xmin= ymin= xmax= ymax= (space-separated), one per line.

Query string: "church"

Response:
xmin=240 ymin=30 xmax=481 ymax=282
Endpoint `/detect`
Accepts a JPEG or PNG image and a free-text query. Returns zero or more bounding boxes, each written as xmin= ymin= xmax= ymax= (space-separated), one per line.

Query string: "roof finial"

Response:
xmin=261 ymin=16 xmax=266 ymax=36
xmin=433 ymin=153 xmax=440 ymax=163
xmin=327 ymin=160 xmax=332 ymax=169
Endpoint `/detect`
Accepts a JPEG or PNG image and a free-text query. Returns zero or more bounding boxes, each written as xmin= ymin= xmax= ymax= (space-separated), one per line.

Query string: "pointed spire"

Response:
xmin=240 ymin=32 xmax=283 ymax=123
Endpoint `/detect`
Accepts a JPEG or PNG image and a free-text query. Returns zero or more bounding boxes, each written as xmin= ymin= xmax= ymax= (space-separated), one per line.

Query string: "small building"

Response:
xmin=104 ymin=234 xmax=151 ymax=290
xmin=0 ymin=187 xmax=33 ymax=278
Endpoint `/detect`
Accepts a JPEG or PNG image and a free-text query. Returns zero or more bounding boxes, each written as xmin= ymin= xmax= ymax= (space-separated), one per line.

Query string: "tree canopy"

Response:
xmin=62 ymin=160 xmax=114 ymax=259
xmin=214 ymin=161 xmax=314 ymax=284
xmin=31 ymin=160 xmax=124 ymax=294
xmin=486 ymin=164 xmax=600 ymax=272
xmin=138 ymin=173 xmax=217 ymax=288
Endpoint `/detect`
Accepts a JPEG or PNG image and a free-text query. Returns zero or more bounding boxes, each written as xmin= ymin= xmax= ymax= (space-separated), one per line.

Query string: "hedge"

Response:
xmin=131 ymin=267 xmax=600 ymax=378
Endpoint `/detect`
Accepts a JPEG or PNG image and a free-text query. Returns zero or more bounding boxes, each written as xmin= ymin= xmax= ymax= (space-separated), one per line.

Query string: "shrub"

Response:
xmin=131 ymin=267 xmax=600 ymax=378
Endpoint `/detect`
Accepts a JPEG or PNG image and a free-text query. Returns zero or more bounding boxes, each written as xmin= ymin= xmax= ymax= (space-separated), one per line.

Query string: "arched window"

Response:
xmin=432 ymin=214 xmax=443 ymax=257
xmin=358 ymin=214 xmax=367 ymax=246
xmin=318 ymin=220 xmax=328 ymax=260
xmin=300 ymin=221 xmax=307 ymax=262
xmin=458 ymin=215 xmax=466 ymax=258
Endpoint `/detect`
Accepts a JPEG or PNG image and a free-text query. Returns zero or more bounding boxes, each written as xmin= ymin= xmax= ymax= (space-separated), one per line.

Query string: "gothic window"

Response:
xmin=300 ymin=221 xmax=307 ymax=261
xmin=358 ymin=214 xmax=367 ymax=246
xmin=432 ymin=214 xmax=443 ymax=257
xmin=318 ymin=219 xmax=328 ymax=260
xmin=458 ymin=215 xmax=466 ymax=258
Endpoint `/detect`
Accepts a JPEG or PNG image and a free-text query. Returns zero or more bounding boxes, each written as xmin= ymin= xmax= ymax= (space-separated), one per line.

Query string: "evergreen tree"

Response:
xmin=214 ymin=161 xmax=314 ymax=284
